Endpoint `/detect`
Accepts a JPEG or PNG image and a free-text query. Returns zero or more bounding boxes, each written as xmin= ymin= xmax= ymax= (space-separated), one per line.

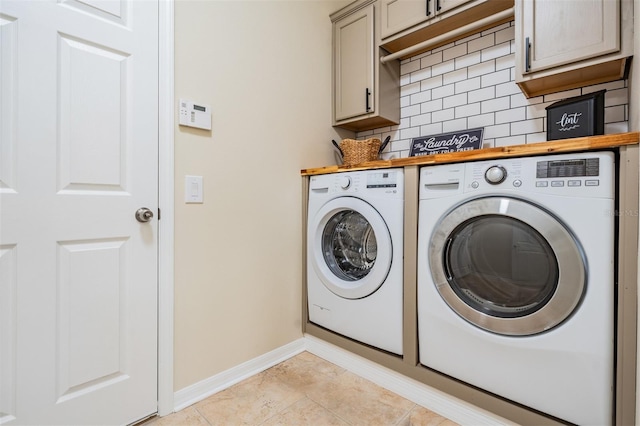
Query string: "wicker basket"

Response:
xmin=340 ymin=138 xmax=381 ymax=166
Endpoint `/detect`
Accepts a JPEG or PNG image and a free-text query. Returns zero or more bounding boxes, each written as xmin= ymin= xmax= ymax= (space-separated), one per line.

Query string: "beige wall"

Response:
xmin=174 ymin=0 xmax=350 ymax=391
xmin=632 ymin=4 xmax=639 ymax=133
xmin=634 ymin=1 xmax=640 ymax=421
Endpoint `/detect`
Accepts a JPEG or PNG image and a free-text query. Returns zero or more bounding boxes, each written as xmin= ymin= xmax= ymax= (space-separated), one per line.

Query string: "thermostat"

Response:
xmin=179 ymin=99 xmax=211 ymax=130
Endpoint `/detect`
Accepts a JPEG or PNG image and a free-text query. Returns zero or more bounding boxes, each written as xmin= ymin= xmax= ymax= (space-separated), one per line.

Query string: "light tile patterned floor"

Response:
xmin=148 ymin=351 xmax=459 ymax=426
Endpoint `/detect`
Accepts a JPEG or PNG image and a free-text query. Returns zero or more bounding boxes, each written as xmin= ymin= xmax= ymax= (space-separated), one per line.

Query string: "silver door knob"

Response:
xmin=135 ymin=207 xmax=154 ymax=223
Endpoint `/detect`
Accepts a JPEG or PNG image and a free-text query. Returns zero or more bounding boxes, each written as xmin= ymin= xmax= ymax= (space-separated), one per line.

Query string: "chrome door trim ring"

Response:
xmin=310 ymin=197 xmax=392 ymax=299
xmin=429 ymin=196 xmax=586 ymax=336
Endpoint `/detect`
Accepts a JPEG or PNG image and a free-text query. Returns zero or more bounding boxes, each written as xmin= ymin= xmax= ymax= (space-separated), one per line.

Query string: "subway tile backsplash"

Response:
xmin=357 ymin=21 xmax=629 ymax=158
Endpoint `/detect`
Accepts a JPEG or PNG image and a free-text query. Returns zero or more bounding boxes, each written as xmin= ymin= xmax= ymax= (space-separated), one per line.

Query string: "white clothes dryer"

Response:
xmin=307 ymin=169 xmax=403 ymax=355
xmin=417 ymin=152 xmax=615 ymax=425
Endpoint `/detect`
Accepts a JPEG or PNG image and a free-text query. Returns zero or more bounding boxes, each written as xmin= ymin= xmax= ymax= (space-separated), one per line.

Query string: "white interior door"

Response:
xmin=0 ymin=0 xmax=159 ymax=424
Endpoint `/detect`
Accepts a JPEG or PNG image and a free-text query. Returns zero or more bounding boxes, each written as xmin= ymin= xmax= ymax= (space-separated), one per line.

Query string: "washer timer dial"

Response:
xmin=485 ymin=165 xmax=507 ymax=184
xmin=339 ymin=176 xmax=351 ymax=189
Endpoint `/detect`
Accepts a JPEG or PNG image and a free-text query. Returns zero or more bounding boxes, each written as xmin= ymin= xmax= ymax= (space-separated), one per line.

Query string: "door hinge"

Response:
xmin=158 ymin=208 xmax=161 ymax=220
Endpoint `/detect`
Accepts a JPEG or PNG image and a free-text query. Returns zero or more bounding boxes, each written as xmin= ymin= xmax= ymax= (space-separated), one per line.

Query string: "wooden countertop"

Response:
xmin=301 ymin=132 xmax=640 ymax=176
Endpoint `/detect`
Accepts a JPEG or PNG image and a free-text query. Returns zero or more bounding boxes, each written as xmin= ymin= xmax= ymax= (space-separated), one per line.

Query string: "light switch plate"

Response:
xmin=185 ymin=175 xmax=203 ymax=203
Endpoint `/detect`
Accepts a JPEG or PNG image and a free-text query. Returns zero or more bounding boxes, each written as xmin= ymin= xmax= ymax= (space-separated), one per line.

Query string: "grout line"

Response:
xmin=193 ymin=406 xmax=213 ymax=426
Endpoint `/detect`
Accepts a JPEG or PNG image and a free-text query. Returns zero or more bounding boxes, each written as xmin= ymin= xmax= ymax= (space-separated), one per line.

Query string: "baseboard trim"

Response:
xmin=172 ymin=338 xmax=306 ymax=412
xmin=304 ymin=334 xmax=513 ymax=425
xmin=172 ymin=335 xmax=511 ymax=425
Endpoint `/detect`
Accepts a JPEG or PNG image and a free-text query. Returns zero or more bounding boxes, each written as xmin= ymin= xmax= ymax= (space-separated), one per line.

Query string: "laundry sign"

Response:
xmin=409 ymin=128 xmax=484 ymax=157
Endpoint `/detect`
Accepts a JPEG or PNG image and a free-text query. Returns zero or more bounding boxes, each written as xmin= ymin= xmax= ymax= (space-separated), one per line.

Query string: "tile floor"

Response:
xmin=147 ymin=351 xmax=459 ymax=426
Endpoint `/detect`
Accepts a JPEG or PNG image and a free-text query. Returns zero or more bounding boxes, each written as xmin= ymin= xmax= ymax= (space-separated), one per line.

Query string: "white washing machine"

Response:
xmin=307 ymin=169 xmax=403 ymax=355
xmin=417 ymin=152 xmax=615 ymax=425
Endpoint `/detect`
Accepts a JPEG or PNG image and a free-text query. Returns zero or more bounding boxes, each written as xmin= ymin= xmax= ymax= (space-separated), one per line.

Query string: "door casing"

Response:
xmin=157 ymin=0 xmax=174 ymax=417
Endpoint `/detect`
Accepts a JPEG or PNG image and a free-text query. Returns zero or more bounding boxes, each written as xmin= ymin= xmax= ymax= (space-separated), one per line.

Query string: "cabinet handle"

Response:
xmin=436 ymin=0 xmax=441 ymax=11
xmin=365 ymin=88 xmax=371 ymax=112
xmin=426 ymin=0 xmax=431 ymax=16
xmin=525 ymin=36 xmax=531 ymax=72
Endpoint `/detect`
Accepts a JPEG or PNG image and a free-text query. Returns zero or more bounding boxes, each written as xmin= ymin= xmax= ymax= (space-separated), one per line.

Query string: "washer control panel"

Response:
xmin=366 ymin=170 xmax=400 ymax=189
xmin=310 ymin=169 xmax=404 ymax=198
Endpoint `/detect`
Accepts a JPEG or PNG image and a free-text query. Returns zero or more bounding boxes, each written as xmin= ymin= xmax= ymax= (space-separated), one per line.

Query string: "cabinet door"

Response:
xmin=521 ymin=0 xmax=620 ymax=74
xmin=380 ymin=0 xmax=428 ymax=39
xmin=380 ymin=0 xmax=471 ymax=39
xmin=335 ymin=4 xmax=374 ymax=121
xmin=436 ymin=0 xmax=473 ymax=15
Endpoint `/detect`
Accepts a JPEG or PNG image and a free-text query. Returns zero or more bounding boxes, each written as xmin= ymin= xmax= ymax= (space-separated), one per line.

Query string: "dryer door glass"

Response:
xmin=429 ymin=196 xmax=586 ymax=336
xmin=444 ymin=215 xmax=559 ymax=318
xmin=322 ymin=210 xmax=376 ymax=281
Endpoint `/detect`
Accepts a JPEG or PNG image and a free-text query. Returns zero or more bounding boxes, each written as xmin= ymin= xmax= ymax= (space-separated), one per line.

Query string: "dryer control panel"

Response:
xmin=419 ymin=152 xmax=614 ymax=200
xmin=536 ymin=158 xmax=600 ymax=178
xmin=469 ymin=153 xmax=612 ymax=198
xmin=534 ymin=158 xmax=602 ymax=189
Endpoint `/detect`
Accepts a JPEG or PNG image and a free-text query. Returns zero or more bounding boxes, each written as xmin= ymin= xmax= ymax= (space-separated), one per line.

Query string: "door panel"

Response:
xmin=0 ymin=15 xmax=17 ymax=193
xmin=64 ymin=0 xmax=126 ymax=21
xmin=0 ymin=245 xmax=17 ymax=423
xmin=56 ymin=238 xmax=129 ymax=400
xmin=58 ymin=34 xmax=130 ymax=192
xmin=0 ymin=0 xmax=158 ymax=424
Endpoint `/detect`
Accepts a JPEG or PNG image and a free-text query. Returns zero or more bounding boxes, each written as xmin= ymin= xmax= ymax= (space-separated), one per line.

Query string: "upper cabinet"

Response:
xmin=379 ymin=0 xmax=514 ymax=58
xmin=330 ymin=0 xmax=513 ymax=131
xmin=332 ymin=0 xmax=400 ymax=131
xmin=380 ymin=0 xmax=472 ymax=39
xmin=515 ymin=0 xmax=633 ymax=98
xmin=334 ymin=4 xmax=375 ymax=122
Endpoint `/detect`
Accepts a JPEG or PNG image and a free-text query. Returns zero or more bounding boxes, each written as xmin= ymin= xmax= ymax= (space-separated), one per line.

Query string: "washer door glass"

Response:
xmin=310 ymin=197 xmax=392 ymax=299
xmin=429 ymin=196 xmax=586 ymax=336
xmin=322 ymin=210 xmax=377 ymax=281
